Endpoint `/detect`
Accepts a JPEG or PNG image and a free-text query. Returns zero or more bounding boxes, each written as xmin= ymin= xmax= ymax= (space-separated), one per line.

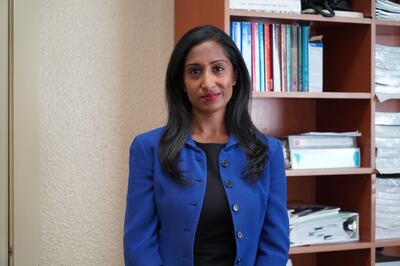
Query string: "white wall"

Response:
xmin=40 ymin=1 xmax=172 ymax=264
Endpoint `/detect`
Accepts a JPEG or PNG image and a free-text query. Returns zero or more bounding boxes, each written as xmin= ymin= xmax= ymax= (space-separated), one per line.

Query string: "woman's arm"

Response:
xmin=255 ymin=139 xmax=290 ymax=265
xmin=123 ymin=136 xmax=163 ymax=266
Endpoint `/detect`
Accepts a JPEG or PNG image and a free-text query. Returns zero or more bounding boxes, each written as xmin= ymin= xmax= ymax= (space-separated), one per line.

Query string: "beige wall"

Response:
xmin=40 ymin=0 xmax=172 ymax=265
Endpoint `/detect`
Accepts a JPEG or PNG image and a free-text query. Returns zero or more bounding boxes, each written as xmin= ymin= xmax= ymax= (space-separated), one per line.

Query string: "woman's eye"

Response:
xmin=213 ymin=66 xmax=224 ymax=73
xmin=187 ymin=68 xmax=200 ymax=75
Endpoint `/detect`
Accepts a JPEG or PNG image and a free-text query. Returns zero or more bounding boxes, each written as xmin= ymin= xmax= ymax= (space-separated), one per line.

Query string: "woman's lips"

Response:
xmin=201 ymin=92 xmax=221 ymax=101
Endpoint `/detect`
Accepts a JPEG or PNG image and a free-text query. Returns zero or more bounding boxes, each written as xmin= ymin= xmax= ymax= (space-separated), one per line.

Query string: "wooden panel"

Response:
xmin=251 ymin=98 xmax=317 ymax=137
xmin=317 ymin=99 xmax=372 ymax=168
xmin=286 ymin=168 xmax=372 ymax=177
xmin=291 ymin=241 xmax=372 ymax=254
xmin=314 ymin=23 xmax=372 ymax=92
xmin=291 ymin=249 xmax=372 ymax=266
xmin=175 ymin=0 xmax=228 ymax=43
xmin=349 ymin=0 xmax=373 ymax=17
xmin=317 ymin=175 xmax=373 ymax=242
xmin=319 ymin=249 xmax=372 ymax=266
xmin=253 ymin=91 xmax=372 ymax=99
xmin=376 ymin=99 xmax=400 ymax=112
xmin=287 ymin=176 xmax=316 ymax=203
xmin=378 ymin=246 xmax=400 ymax=257
xmin=230 ymin=10 xmax=372 ymax=24
xmin=376 ymin=25 xmax=400 ymax=46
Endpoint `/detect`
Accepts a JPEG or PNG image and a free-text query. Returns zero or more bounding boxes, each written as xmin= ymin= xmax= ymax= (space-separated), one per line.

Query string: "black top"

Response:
xmin=193 ymin=142 xmax=236 ymax=266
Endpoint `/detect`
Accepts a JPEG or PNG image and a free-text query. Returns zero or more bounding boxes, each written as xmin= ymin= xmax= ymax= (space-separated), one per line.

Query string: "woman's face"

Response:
xmin=183 ymin=40 xmax=236 ymax=116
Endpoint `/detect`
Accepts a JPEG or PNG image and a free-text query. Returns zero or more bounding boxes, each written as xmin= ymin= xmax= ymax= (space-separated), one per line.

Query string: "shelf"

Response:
xmin=375 ymin=239 xmax=400 ymax=248
xmin=286 ymin=168 xmax=372 ymax=177
xmin=230 ymin=10 xmax=372 ymax=24
xmin=252 ymin=91 xmax=372 ymax=99
xmin=376 ymin=19 xmax=400 ymax=27
xmin=290 ymin=241 xmax=372 ymax=254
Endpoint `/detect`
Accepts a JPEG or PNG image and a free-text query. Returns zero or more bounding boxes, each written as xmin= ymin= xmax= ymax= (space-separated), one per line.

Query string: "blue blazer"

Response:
xmin=124 ymin=127 xmax=289 ymax=266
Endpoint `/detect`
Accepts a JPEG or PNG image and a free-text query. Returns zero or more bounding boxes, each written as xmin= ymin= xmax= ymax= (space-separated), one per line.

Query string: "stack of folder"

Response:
xmin=288 ymin=203 xmax=359 ymax=246
xmin=375 ymin=112 xmax=400 ymax=173
xmin=376 ymin=175 xmax=400 ymax=240
xmin=288 ymin=132 xmax=361 ymax=169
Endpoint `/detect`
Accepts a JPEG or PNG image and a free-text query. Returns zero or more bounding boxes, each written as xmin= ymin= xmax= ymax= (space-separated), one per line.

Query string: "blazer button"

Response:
xmin=221 ymin=159 xmax=229 ymax=167
xmin=237 ymin=231 xmax=243 ymax=239
xmin=225 ymin=179 xmax=233 ymax=188
xmin=232 ymin=203 xmax=239 ymax=212
xmin=236 ymin=258 xmax=242 ymax=265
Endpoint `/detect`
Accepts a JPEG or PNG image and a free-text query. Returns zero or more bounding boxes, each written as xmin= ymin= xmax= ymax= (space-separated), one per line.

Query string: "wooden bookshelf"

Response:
xmin=175 ymin=0 xmax=400 ymax=264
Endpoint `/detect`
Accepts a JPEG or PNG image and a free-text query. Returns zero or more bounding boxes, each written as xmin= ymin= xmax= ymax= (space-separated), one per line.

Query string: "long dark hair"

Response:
xmin=159 ymin=25 xmax=268 ymax=184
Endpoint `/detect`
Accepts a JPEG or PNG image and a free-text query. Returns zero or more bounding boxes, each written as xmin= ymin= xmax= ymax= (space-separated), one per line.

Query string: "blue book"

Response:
xmin=297 ymin=25 xmax=303 ymax=92
xmin=302 ymin=25 xmax=310 ymax=92
xmin=258 ymin=23 xmax=265 ymax=92
xmin=286 ymin=24 xmax=292 ymax=92
xmin=231 ymin=21 xmax=242 ymax=52
xmin=241 ymin=22 xmax=252 ymax=81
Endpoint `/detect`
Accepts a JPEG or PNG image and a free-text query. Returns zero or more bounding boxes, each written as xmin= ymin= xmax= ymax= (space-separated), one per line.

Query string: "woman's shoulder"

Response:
xmin=258 ymin=133 xmax=282 ymax=156
xmin=130 ymin=126 xmax=166 ymax=148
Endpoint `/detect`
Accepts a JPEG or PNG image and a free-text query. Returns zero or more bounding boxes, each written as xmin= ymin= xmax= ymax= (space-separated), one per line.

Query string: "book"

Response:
xmin=308 ymin=35 xmax=323 ymax=92
xmin=258 ymin=23 xmax=265 ymax=92
xmin=288 ymin=134 xmax=357 ymax=149
xmin=264 ymin=23 xmax=273 ymax=91
xmin=272 ymin=24 xmax=282 ymax=92
xmin=241 ymin=22 xmax=252 ymax=82
xmin=281 ymin=24 xmax=287 ymax=91
xmin=290 ymin=211 xmax=359 ymax=246
xmin=302 ymin=25 xmax=310 ymax=91
xmin=290 ymin=147 xmax=361 ymax=169
xmin=288 ymin=202 xmax=340 ymax=224
xmin=286 ymin=24 xmax=292 ymax=92
xmin=252 ymin=22 xmax=259 ymax=91
xmin=230 ymin=21 xmax=242 ymax=52
xmin=291 ymin=24 xmax=299 ymax=92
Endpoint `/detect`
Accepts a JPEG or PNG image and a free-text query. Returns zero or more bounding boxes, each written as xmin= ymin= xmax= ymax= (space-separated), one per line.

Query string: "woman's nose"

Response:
xmin=201 ymin=70 xmax=216 ymax=90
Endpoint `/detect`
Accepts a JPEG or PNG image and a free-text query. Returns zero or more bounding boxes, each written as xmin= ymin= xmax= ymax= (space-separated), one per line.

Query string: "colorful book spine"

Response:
xmin=281 ymin=24 xmax=287 ymax=92
xmin=231 ymin=21 xmax=242 ymax=52
xmin=302 ymin=25 xmax=310 ymax=92
xmin=297 ymin=25 xmax=303 ymax=92
xmin=241 ymin=22 xmax=252 ymax=82
xmin=252 ymin=22 xmax=259 ymax=91
xmin=272 ymin=24 xmax=281 ymax=92
xmin=291 ymin=24 xmax=298 ymax=92
xmin=258 ymin=23 xmax=265 ymax=92
xmin=264 ymin=24 xmax=273 ymax=91
xmin=286 ymin=24 xmax=292 ymax=92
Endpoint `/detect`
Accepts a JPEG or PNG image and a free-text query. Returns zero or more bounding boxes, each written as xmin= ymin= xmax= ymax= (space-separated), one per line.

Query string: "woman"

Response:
xmin=124 ymin=25 xmax=289 ymax=266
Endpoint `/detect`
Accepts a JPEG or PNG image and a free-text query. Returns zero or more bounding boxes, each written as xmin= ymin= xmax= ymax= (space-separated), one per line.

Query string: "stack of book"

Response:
xmin=376 ymin=175 xmax=400 ymax=240
xmin=231 ymin=21 xmax=321 ymax=93
xmin=376 ymin=0 xmax=400 ymax=20
xmin=375 ymin=44 xmax=400 ymax=102
xmin=288 ymin=132 xmax=361 ymax=169
xmin=288 ymin=203 xmax=359 ymax=246
xmin=375 ymin=112 xmax=400 ymax=173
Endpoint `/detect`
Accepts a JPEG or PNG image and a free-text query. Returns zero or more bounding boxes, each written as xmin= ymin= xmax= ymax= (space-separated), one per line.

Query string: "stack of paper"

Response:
xmin=375 ymin=112 xmax=400 ymax=173
xmin=375 ymin=44 xmax=400 ymax=102
xmin=288 ymin=131 xmax=361 ymax=169
xmin=288 ymin=203 xmax=359 ymax=246
xmin=376 ymin=0 xmax=400 ymax=20
xmin=376 ymin=175 xmax=400 ymax=240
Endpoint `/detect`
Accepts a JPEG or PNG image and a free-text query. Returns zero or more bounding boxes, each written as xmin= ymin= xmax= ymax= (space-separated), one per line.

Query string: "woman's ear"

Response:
xmin=233 ymin=70 xmax=238 ymax=86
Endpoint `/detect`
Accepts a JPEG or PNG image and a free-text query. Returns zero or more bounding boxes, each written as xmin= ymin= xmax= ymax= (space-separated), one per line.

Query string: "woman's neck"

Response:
xmin=191 ymin=112 xmax=228 ymax=144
